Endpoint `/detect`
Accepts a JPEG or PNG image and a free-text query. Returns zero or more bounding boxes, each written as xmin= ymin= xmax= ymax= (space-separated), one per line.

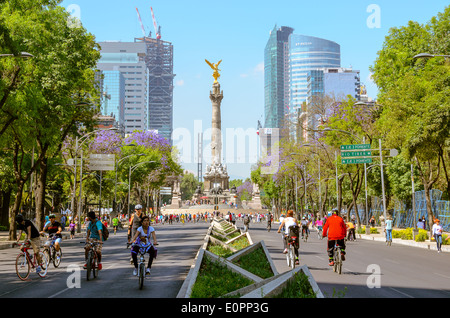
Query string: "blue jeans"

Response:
xmin=435 ymin=234 xmax=442 ymax=251
xmin=385 ymin=229 xmax=392 ymax=242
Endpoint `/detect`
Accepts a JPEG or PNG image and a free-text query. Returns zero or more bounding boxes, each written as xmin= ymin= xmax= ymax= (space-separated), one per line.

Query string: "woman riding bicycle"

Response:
xmin=277 ymin=210 xmax=299 ymax=265
xmin=130 ymin=215 xmax=158 ymax=276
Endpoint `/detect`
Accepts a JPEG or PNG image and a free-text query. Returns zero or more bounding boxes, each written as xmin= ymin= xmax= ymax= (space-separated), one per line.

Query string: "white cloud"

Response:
xmin=176 ymin=79 xmax=185 ymax=86
xmin=254 ymin=62 xmax=264 ymax=74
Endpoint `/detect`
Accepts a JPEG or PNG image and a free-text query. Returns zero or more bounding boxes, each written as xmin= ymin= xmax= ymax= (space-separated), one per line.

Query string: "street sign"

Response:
xmin=340 ymin=144 xmax=371 ymax=151
xmin=341 ymin=151 xmax=372 ymax=157
xmin=341 ymin=158 xmax=372 ymax=164
xmin=89 ymin=154 xmax=115 ymax=171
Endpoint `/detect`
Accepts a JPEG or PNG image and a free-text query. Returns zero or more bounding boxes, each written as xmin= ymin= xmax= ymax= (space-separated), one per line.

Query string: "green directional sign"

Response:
xmin=341 ymin=150 xmax=372 ymax=157
xmin=340 ymin=144 xmax=371 ymax=150
xmin=341 ymin=158 xmax=372 ymax=164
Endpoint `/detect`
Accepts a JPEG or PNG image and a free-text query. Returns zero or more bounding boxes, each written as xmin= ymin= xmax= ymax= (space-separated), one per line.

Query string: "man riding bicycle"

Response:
xmin=15 ymin=214 xmax=43 ymax=273
xmin=322 ymin=209 xmax=347 ymax=266
xmin=277 ymin=210 xmax=300 ymax=265
xmin=84 ymin=211 xmax=104 ymax=270
xmin=40 ymin=214 xmax=63 ymax=253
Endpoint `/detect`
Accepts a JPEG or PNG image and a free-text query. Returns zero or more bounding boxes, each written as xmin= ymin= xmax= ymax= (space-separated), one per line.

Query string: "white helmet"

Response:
xmin=135 ymin=204 xmax=142 ymax=210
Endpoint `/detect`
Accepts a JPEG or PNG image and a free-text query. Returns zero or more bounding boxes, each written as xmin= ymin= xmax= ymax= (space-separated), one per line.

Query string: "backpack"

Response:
xmin=90 ymin=220 xmax=109 ymax=241
xmin=288 ymin=224 xmax=300 ymax=247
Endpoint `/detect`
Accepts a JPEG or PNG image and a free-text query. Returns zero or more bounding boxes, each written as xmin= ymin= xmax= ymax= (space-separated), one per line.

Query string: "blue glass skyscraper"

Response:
xmin=289 ymin=34 xmax=341 ymax=116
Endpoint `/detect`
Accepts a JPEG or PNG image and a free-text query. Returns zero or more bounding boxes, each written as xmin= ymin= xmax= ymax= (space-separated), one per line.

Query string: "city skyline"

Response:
xmin=61 ymin=0 xmax=449 ymax=180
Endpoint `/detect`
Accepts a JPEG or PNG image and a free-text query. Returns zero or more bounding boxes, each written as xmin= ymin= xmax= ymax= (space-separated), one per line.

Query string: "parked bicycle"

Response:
xmin=130 ymin=241 xmax=158 ymax=289
xmin=43 ymin=234 xmax=62 ymax=268
xmin=82 ymin=240 xmax=102 ymax=281
xmin=332 ymin=243 xmax=343 ymax=275
xmin=14 ymin=242 xmax=48 ymax=281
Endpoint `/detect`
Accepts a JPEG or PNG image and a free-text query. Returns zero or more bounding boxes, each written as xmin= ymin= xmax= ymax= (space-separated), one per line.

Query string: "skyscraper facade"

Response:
xmin=289 ymin=34 xmax=341 ymax=117
xmin=99 ymin=70 xmax=125 ymax=127
xmin=135 ymin=36 xmax=175 ymax=142
xmin=264 ymin=25 xmax=293 ymax=129
xmin=97 ymin=41 xmax=149 ymax=134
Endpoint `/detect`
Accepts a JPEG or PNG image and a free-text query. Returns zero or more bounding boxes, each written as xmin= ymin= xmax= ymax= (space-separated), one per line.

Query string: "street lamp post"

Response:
xmin=73 ymin=127 xmax=118 ymax=232
xmin=128 ymin=161 xmax=156 ymax=220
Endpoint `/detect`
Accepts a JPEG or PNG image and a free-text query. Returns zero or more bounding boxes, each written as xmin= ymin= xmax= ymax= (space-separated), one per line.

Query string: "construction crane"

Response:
xmin=150 ymin=6 xmax=161 ymax=39
xmin=135 ymin=7 xmax=147 ymax=37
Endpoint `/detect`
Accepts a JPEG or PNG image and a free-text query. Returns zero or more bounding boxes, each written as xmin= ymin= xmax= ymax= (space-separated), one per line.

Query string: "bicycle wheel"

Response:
xmin=92 ymin=253 xmax=98 ymax=279
xmin=15 ymin=253 xmax=30 ymax=281
xmin=334 ymin=248 xmax=342 ymax=274
xmin=139 ymin=263 xmax=145 ymax=290
xmin=37 ymin=251 xmax=48 ymax=278
xmin=285 ymin=247 xmax=291 ymax=267
xmin=289 ymin=245 xmax=296 ymax=269
xmin=43 ymin=248 xmax=51 ymax=266
xmin=53 ymin=247 xmax=62 ymax=268
xmin=86 ymin=251 xmax=93 ymax=281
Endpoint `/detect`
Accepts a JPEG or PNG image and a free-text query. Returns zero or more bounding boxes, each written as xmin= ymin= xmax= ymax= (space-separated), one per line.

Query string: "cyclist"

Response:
xmin=346 ymin=218 xmax=356 ymax=241
xmin=315 ymin=217 xmax=323 ymax=237
xmin=301 ymin=217 xmax=309 ymax=240
xmin=130 ymin=215 xmax=158 ymax=276
xmin=277 ymin=210 xmax=299 ymax=265
xmin=112 ymin=216 xmax=119 ymax=234
xmin=15 ymin=214 xmax=43 ymax=273
xmin=128 ymin=204 xmax=143 ymax=244
xmin=322 ymin=208 xmax=347 ymax=266
xmin=84 ymin=211 xmax=104 ymax=270
xmin=40 ymin=214 xmax=63 ymax=253
xmin=384 ymin=215 xmax=393 ymax=245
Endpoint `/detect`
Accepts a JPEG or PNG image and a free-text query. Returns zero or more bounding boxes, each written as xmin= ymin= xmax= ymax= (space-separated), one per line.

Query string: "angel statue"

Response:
xmin=205 ymin=59 xmax=222 ymax=83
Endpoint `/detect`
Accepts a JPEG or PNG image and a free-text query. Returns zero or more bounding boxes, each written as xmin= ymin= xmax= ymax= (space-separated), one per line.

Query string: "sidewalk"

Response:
xmin=357 ymin=226 xmax=450 ymax=253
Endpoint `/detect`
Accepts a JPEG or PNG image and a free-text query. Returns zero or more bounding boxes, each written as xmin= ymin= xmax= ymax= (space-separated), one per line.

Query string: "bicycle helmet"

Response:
xmin=49 ymin=214 xmax=56 ymax=219
xmin=135 ymin=204 xmax=142 ymax=210
xmin=15 ymin=214 xmax=24 ymax=223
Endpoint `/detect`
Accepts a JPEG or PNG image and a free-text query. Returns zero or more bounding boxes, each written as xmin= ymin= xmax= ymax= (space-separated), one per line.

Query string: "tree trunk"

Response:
xmin=0 ymin=189 xmax=12 ymax=228
xmin=35 ymin=157 xmax=48 ymax=230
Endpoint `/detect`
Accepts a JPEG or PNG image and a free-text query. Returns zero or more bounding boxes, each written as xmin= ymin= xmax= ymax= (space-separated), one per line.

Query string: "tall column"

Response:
xmin=209 ymin=82 xmax=223 ymax=164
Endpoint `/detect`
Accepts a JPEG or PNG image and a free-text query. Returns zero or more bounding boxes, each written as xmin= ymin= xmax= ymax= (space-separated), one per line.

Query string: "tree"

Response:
xmin=370 ymin=6 xmax=450 ymax=228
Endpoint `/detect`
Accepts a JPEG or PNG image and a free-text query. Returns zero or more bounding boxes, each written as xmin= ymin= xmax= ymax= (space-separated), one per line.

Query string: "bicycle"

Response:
xmin=301 ymin=227 xmax=308 ymax=242
xmin=285 ymin=234 xmax=299 ymax=269
xmin=131 ymin=242 xmax=158 ymax=289
xmin=43 ymin=235 xmax=62 ymax=268
xmin=332 ymin=243 xmax=343 ymax=275
xmin=82 ymin=240 xmax=102 ymax=281
xmin=14 ymin=242 xmax=48 ymax=281
xmin=317 ymin=227 xmax=323 ymax=240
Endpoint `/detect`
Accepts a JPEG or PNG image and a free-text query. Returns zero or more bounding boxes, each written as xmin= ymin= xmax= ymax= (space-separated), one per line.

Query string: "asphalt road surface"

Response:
xmin=0 ymin=221 xmax=210 ymax=298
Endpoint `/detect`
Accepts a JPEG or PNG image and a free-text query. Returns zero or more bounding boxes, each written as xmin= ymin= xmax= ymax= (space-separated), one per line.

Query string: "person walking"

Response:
xmin=432 ymin=219 xmax=443 ymax=253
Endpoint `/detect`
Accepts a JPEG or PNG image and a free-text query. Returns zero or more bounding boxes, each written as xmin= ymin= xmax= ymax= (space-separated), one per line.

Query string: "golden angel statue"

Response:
xmin=205 ymin=59 xmax=222 ymax=83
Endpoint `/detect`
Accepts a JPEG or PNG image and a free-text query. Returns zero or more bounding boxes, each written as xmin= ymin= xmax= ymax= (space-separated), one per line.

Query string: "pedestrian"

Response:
xmin=417 ymin=217 xmax=426 ymax=230
xmin=369 ymin=216 xmax=376 ymax=228
xmin=432 ymin=219 xmax=443 ymax=253
xmin=69 ymin=219 xmax=76 ymax=239
xmin=243 ymin=214 xmax=250 ymax=232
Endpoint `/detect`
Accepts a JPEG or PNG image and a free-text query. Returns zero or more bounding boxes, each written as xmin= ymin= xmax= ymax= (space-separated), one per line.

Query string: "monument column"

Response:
xmin=210 ymin=82 xmax=223 ymax=164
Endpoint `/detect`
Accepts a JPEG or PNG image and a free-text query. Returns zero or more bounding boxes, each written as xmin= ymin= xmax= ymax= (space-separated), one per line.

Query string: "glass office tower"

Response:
xmin=289 ymin=35 xmax=340 ymax=117
xmin=100 ymin=70 xmax=125 ymax=127
xmin=264 ymin=25 xmax=293 ymax=129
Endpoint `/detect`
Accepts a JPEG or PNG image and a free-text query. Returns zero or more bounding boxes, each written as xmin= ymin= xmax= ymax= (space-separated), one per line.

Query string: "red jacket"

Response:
xmin=323 ymin=215 xmax=347 ymax=240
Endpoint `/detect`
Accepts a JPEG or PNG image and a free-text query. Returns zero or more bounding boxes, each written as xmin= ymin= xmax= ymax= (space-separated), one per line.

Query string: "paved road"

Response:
xmin=246 ymin=220 xmax=450 ymax=298
xmin=0 ymin=221 xmax=210 ymax=298
xmin=2 ymin=219 xmax=450 ymax=299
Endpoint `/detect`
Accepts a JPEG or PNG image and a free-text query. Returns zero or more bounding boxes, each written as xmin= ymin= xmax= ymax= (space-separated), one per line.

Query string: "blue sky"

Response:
xmin=61 ymin=0 xmax=449 ymax=180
